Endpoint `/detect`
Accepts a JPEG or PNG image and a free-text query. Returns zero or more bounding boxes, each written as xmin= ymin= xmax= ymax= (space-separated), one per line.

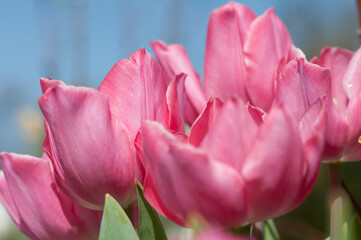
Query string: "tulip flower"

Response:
xmin=141 ymin=90 xmax=326 ymax=228
xmin=38 ymin=48 xmax=186 ymax=210
xmin=310 ymin=47 xmax=361 ymax=161
xmin=151 ymin=2 xmax=300 ymax=123
xmin=0 ymin=153 xmax=101 ymax=240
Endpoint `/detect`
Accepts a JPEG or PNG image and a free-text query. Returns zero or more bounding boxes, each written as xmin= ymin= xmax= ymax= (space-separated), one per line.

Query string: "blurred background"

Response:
xmin=0 ymin=0 xmax=360 ymax=239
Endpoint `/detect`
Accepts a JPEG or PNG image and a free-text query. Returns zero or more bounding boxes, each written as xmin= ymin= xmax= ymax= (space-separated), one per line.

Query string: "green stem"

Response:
xmin=328 ymin=163 xmax=343 ymax=240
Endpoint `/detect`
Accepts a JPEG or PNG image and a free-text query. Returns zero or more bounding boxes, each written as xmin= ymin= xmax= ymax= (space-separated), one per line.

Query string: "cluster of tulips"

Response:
xmin=1 ymin=2 xmax=361 ymax=240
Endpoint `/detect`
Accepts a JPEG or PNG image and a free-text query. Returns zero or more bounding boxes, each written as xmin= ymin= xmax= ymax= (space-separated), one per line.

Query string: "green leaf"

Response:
xmin=99 ymin=194 xmax=139 ymax=240
xmin=136 ymin=181 xmax=167 ymax=240
xmin=343 ymin=222 xmax=348 ymax=240
xmin=349 ymin=214 xmax=361 ymax=240
xmin=263 ymin=219 xmax=280 ymax=240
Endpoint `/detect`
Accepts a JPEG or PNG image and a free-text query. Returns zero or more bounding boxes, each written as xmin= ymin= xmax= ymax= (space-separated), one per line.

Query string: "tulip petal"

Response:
xmin=343 ymin=47 xmax=361 ymax=100
xmin=276 ymin=58 xmax=347 ymax=160
xmin=244 ymin=8 xmax=292 ymax=111
xmin=39 ymin=85 xmax=136 ymax=209
xmin=0 ymin=171 xmax=37 ymax=239
xmin=247 ymin=103 xmax=266 ymax=126
xmin=317 ymin=47 xmax=353 ymax=114
xmin=0 ymin=153 xmax=100 ymax=240
xmin=342 ymin=91 xmax=361 ymax=161
xmin=142 ymin=121 xmax=248 ymax=227
xmin=40 ymin=78 xmax=65 ymax=94
xmin=166 ymin=73 xmax=186 ymax=132
xmin=188 ymin=98 xmax=223 ymax=147
xmin=201 ymin=98 xmax=258 ymax=171
xmin=292 ymin=99 xmax=326 ymax=207
xmin=204 ymin=2 xmax=256 ymax=101
xmin=277 ymin=58 xmax=331 ymax=120
xmin=287 ymin=45 xmax=306 ymax=61
xmin=98 ymin=48 xmax=168 ymax=140
xmin=150 ymin=40 xmax=206 ymax=121
xmin=242 ymin=105 xmax=304 ymax=221
xmin=143 ymin=172 xmax=185 ymax=226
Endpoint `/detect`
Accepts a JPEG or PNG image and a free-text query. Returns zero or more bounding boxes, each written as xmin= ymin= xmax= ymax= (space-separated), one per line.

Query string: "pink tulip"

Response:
xmin=151 ymin=2 xmax=299 ymax=123
xmin=310 ymin=47 xmax=361 ymax=161
xmin=0 ymin=153 xmax=101 ymax=240
xmin=141 ymin=91 xmax=326 ymax=227
xmin=38 ymin=48 xmax=186 ymax=210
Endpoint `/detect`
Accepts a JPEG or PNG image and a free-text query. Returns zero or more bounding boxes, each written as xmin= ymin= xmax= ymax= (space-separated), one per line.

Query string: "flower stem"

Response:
xmin=328 ymin=163 xmax=343 ymax=240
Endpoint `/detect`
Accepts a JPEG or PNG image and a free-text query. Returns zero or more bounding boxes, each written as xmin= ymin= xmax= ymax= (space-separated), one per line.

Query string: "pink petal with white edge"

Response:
xmin=317 ymin=47 xmax=353 ymax=114
xmin=201 ymin=98 xmax=258 ymax=171
xmin=150 ymin=41 xmax=206 ymax=116
xmin=204 ymin=2 xmax=256 ymax=102
xmin=99 ymin=48 xmax=168 ymax=140
xmin=142 ymin=121 xmax=248 ymax=228
xmin=342 ymin=91 xmax=361 ymax=161
xmin=188 ymin=98 xmax=223 ymax=147
xmin=39 ymin=85 xmax=136 ymax=209
xmin=242 ymin=105 xmax=304 ymax=221
xmin=166 ymin=73 xmax=186 ymax=133
xmin=244 ymin=8 xmax=292 ymax=111
xmin=0 ymin=153 xmax=101 ymax=240
xmin=343 ymin=47 xmax=361 ymax=100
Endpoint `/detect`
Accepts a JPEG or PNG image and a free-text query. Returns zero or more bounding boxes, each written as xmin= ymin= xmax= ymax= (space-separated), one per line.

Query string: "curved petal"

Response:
xmin=276 ymin=58 xmax=347 ymax=160
xmin=277 ymin=58 xmax=331 ymax=121
xmin=150 ymin=41 xmax=206 ymax=117
xmin=342 ymin=91 xmax=361 ymax=161
xmin=98 ymin=48 xmax=168 ymax=140
xmin=244 ymin=8 xmax=292 ymax=111
xmin=166 ymin=73 xmax=186 ymax=133
xmin=242 ymin=105 xmax=304 ymax=221
xmin=287 ymin=45 xmax=306 ymax=61
xmin=247 ymin=103 xmax=266 ymax=126
xmin=292 ymin=99 xmax=326 ymax=207
xmin=188 ymin=98 xmax=223 ymax=147
xmin=0 ymin=171 xmax=37 ymax=239
xmin=204 ymin=2 xmax=256 ymax=102
xmin=39 ymin=84 xmax=136 ymax=209
xmin=142 ymin=121 xmax=248 ymax=228
xmin=40 ymin=78 xmax=65 ymax=94
xmin=343 ymin=47 xmax=361 ymax=100
xmin=200 ymin=98 xmax=258 ymax=171
xmin=143 ymin=171 xmax=185 ymax=226
xmin=0 ymin=153 xmax=101 ymax=240
xmin=317 ymin=47 xmax=353 ymax=114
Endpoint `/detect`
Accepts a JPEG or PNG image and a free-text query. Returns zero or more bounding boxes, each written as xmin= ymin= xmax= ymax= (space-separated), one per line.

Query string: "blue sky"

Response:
xmin=0 ymin=0 xmax=359 ymax=154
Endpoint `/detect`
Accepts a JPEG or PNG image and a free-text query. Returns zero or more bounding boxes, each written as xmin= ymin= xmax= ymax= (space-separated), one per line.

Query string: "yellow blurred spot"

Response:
xmin=333 ymin=98 xmax=338 ymax=109
xmin=358 ymin=136 xmax=361 ymax=144
xmin=17 ymin=106 xmax=44 ymax=143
